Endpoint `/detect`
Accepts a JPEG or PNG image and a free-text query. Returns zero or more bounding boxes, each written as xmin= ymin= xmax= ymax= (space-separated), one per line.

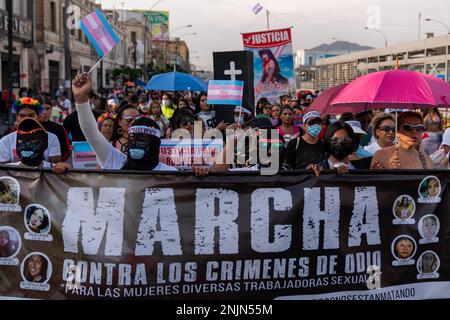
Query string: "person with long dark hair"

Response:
xmin=258 ymin=49 xmax=288 ymax=85
xmin=24 ymin=254 xmax=48 ymax=283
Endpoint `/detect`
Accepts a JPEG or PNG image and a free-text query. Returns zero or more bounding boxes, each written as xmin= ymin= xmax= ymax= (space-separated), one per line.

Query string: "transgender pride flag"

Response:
xmin=80 ymin=9 xmax=120 ymax=58
xmin=207 ymin=80 xmax=244 ymax=106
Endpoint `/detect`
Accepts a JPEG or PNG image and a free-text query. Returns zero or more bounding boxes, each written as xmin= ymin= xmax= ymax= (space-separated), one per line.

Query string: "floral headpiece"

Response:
xmin=97 ymin=113 xmax=117 ymax=124
xmin=12 ymin=97 xmax=42 ymax=114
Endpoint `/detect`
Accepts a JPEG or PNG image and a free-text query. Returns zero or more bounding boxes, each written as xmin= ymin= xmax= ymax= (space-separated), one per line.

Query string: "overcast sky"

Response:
xmin=98 ymin=0 xmax=450 ymax=70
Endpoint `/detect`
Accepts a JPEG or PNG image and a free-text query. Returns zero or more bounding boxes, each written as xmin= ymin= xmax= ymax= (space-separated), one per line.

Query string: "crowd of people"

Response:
xmin=0 ymin=73 xmax=449 ymax=176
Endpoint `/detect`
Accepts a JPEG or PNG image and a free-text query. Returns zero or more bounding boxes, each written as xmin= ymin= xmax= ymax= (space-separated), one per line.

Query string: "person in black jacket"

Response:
xmin=39 ymin=97 xmax=71 ymax=161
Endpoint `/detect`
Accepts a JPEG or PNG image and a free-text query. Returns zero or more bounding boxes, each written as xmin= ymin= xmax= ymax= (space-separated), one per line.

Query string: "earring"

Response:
xmin=117 ymin=128 xmax=123 ymax=135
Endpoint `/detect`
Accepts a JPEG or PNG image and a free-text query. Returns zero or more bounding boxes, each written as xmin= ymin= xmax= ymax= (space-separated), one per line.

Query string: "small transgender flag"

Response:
xmin=207 ymin=80 xmax=244 ymax=106
xmin=252 ymin=3 xmax=264 ymax=15
xmin=80 ymin=9 xmax=120 ymax=58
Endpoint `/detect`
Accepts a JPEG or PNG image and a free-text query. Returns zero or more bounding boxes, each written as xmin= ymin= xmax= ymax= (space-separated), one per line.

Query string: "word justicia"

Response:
xmin=169 ymin=122 xmax=281 ymax=175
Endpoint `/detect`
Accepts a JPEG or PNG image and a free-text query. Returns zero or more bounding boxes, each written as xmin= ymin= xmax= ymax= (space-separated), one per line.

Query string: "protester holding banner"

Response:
xmin=0 ymin=98 xmax=62 ymax=164
xmin=320 ymin=121 xmax=360 ymax=174
xmin=286 ymin=111 xmax=326 ymax=170
xmin=371 ymin=111 xmax=434 ymax=169
xmin=114 ymin=104 xmax=141 ymax=154
xmin=73 ymin=73 xmax=177 ymax=172
xmin=7 ymin=118 xmax=70 ymax=173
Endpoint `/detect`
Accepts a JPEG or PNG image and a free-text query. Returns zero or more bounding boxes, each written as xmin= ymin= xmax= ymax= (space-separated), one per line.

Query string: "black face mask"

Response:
xmin=122 ymin=133 xmax=160 ymax=171
xmin=329 ymin=137 xmax=354 ymax=160
xmin=17 ymin=131 xmax=48 ymax=167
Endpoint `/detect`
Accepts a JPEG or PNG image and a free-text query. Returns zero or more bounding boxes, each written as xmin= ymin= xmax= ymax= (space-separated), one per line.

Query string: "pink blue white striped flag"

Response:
xmin=80 ymin=9 xmax=120 ymax=58
xmin=252 ymin=3 xmax=264 ymax=15
xmin=207 ymin=80 xmax=244 ymax=106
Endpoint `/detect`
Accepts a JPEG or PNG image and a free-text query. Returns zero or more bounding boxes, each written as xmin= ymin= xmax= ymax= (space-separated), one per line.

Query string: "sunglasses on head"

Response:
xmin=401 ymin=124 xmax=425 ymax=133
xmin=378 ymin=125 xmax=395 ymax=133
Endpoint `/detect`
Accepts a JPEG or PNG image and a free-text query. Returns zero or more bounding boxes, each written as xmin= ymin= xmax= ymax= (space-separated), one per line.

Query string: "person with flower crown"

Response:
xmin=0 ymin=97 xmax=61 ymax=164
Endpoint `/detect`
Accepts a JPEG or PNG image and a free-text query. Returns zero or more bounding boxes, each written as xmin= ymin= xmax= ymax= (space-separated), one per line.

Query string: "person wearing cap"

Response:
xmin=233 ymin=106 xmax=252 ymax=127
xmin=344 ymin=120 xmax=373 ymax=169
xmin=286 ymin=110 xmax=326 ymax=170
xmin=0 ymin=98 xmax=62 ymax=164
xmin=73 ymin=74 xmax=177 ymax=172
xmin=371 ymin=111 xmax=434 ymax=170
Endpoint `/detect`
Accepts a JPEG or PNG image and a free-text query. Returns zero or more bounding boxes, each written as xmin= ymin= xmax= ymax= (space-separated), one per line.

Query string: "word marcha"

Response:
xmin=62 ymin=186 xmax=381 ymax=256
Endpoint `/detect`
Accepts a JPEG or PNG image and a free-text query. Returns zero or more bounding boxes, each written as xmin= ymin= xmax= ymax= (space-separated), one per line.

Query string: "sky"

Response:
xmin=98 ymin=0 xmax=450 ymax=71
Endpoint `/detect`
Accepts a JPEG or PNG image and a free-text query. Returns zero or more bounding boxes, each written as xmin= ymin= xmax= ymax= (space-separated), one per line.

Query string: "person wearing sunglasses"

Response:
xmin=286 ymin=111 xmax=326 ymax=170
xmin=73 ymin=74 xmax=177 ymax=172
xmin=371 ymin=111 xmax=433 ymax=170
xmin=114 ymin=105 xmax=140 ymax=154
xmin=365 ymin=113 xmax=396 ymax=155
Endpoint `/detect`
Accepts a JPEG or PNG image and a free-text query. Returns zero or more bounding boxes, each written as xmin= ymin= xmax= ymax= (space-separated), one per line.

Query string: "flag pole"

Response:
xmin=88 ymin=55 xmax=106 ymax=75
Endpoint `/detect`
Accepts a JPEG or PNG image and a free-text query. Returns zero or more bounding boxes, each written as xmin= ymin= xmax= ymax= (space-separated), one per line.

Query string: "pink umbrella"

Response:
xmin=330 ymin=69 xmax=450 ymax=113
xmin=306 ymin=84 xmax=347 ymax=114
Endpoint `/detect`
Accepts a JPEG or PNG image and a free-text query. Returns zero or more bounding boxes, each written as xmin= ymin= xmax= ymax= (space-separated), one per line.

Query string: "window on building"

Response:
xmin=308 ymin=56 xmax=313 ymax=65
xmin=131 ymin=31 xmax=137 ymax=44
xmin=51 ymin=1 xmax=57 ymax=32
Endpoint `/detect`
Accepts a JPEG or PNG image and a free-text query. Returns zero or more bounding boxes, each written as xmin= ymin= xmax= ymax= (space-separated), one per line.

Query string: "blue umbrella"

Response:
xmin=145 ymin=71 xmax=207 ymax=91
xmin=135 ymin=79 xmax=146 ymax=87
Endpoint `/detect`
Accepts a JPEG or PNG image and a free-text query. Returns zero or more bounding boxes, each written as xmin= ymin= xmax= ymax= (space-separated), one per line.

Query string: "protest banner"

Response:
xmin=0 ymin=168 xmax=448 ymax=300
xmin=72 ymin=142 xmax=97 ymax=170
xmin=242 ymin=28 xmax=296 ymax=104
xmin=159 ymin=139 xmax=223 ymax=170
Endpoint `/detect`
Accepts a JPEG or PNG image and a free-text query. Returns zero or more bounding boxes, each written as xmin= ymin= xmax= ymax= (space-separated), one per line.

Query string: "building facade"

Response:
xmin=0 ymin=0 xmax=33 ymax=90
xmin=316 ymin=34 xmax=450 ymax=90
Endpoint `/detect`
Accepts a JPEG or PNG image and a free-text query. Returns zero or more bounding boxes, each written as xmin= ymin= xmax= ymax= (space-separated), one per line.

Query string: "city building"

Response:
xmin=153 ymin=37 xmax=190 ymax=72
xmin=316 ymin=34 xmax=450 ymax=90
xmin=0 ymin=0 xmax=33 ymax=90
xmin=295 ymin=41 xmax=373 ymax=91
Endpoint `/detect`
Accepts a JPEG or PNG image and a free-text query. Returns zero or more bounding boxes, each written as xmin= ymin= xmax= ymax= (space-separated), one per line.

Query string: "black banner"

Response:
xmin=213 ymin=51 xmax=255 ymax=123
xmin=0 ymin=167 xmax=449 ymax=300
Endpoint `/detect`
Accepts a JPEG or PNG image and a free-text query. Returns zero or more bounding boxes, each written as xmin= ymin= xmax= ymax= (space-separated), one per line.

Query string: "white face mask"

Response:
xmin=162 ymin=100 xmax=170 ymax=107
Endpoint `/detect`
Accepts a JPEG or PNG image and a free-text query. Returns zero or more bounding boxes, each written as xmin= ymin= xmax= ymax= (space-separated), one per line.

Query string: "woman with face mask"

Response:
xmin=73 ymin=73 xmax=177 ymax=172
xmin=321 ymin=121 xmax=360 ymax=174
xmin=286 ymin=111 xmax=326 ymax=170
xmin=161 ymin=93 xmax=176 ymax=120
xmin=233 ymin=106 xmax=252 ymax=127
